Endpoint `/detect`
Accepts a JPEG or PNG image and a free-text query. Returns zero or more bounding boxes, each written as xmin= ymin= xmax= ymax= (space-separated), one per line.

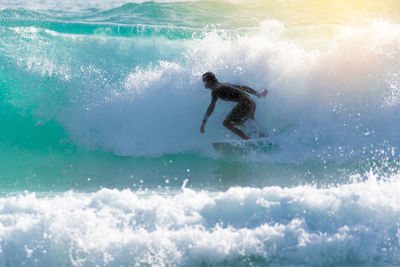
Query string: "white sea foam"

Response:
xmin=0 ymin=173 xmax=399 ymax=266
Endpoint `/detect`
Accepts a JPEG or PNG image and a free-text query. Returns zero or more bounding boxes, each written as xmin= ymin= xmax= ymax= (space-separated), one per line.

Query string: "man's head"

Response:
xmin=202 ymin=72 xmax=218 ymax=88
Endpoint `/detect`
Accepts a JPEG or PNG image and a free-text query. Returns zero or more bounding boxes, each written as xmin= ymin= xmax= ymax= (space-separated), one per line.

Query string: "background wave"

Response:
xmin=1 ymin=1 xmax=400 ymax=194
xmin=1 ymin=3 xmax=400 ymax=158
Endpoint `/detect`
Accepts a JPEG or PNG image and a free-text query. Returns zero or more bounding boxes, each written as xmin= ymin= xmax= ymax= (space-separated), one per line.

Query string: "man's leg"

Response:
xmin=223 ymin=119 xmax=250 ymax=140
xmin=224 ymin=102 xmax=253 ymax=140
xmin=245 ymin=102 xmax=267 ymax=138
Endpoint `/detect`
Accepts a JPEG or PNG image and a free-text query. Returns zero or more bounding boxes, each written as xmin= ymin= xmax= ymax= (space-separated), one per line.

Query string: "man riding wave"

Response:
xmin=200 ymin=72 xmax=268 ymax=140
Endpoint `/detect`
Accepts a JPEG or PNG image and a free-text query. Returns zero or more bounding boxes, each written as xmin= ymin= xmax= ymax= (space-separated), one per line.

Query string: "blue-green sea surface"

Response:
xmin=1 ymin=0 xmax=400 ymax=265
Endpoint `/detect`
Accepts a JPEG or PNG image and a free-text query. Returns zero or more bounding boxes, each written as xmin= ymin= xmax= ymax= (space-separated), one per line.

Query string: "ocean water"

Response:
xmin=1 ymin=0 xmax=400 ymax=265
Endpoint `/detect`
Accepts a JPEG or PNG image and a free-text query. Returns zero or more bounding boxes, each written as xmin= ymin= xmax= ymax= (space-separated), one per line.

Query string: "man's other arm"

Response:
xmin=235 ymin=85 xmax=268 ymax=97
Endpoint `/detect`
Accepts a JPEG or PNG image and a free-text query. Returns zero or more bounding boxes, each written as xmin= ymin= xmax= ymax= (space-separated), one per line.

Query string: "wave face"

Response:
xmin=1 ymin=1 xmax=400 ymax=158
xmin=1 ymin=0 xmax=400 ymax=265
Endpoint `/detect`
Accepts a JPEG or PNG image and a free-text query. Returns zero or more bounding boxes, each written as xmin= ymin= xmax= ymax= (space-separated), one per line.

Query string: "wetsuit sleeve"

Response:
xmin=235 ymin=85 xmax=261 ymax=97
xmin=200 ymin=93 xmax=217 ymax=133
xmin=203 ymin=93 xmax=218 ymax=122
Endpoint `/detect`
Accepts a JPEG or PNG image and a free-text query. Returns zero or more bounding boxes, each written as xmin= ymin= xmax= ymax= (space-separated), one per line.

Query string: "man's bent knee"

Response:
xmin=223 ymin=119 xmax=232 ymax=128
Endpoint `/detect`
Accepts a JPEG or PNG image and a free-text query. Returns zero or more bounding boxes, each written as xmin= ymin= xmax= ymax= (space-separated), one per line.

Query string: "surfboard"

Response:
xmin=212 ymin=138 xmax=277 ymax=154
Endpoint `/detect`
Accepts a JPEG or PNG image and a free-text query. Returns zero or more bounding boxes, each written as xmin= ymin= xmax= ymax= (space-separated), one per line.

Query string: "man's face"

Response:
xmin=202 ymin=76 xmax=210 ymax=88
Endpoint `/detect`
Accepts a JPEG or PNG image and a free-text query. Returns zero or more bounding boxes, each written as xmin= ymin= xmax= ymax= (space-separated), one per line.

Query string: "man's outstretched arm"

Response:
xmin=235 ymin=85 xmax=268 ymax=97
xmin=200 ymin=96 xmax=217 ymax=133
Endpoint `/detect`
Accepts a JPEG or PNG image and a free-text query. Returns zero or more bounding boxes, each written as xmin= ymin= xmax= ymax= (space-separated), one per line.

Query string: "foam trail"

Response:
xmin=1 ymin=173 xmax=400 ymax=266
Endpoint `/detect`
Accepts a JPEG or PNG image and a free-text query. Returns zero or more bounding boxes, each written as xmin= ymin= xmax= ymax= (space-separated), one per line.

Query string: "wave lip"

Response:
xmin=1 ymin=175 xmax=400 ymax=266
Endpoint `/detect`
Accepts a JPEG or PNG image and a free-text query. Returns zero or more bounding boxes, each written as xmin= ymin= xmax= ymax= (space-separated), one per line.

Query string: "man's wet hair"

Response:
xmin=202 ymin=72 xmax=217 ymax=83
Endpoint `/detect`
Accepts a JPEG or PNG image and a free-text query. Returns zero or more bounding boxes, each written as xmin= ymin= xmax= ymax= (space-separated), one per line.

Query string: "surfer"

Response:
xmin=200 ymin=72 xmax=268 ymax=140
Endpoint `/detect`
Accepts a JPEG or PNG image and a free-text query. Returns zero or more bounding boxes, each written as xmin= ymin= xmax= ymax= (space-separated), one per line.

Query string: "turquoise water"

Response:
xmin=1 ymin=0 xmax=400 ymax=265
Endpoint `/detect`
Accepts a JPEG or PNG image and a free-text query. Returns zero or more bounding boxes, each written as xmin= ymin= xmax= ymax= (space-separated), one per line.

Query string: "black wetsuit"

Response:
xmin=211 ymin=83 xmax=256 ymax=125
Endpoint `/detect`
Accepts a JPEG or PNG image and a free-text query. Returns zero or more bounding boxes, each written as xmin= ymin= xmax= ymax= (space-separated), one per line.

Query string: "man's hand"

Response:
xmin=259 ymin=88 xmax=268 ymax=97
xmin=200 ymin=122 xmax=205 ymax=133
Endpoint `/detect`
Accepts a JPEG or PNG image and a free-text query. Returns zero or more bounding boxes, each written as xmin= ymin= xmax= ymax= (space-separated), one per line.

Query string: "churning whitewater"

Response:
xmin=1 ymin=0 xmax=400 ymax=265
